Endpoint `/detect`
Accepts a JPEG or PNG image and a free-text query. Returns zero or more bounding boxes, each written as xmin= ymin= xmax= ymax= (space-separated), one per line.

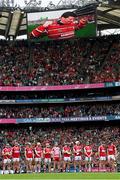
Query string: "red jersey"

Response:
xmin=12 ymin=146 xmax=20 ymax=158
xmin=84 ymin=146 xmax=92 ymax=157
xmin=44 ymin=147 xmax=52 ymax=158
xmin=52 ymin=147 xmax=61 ymax=158
xmin=2 ymin=147 xmax=12 ymax=159
xmin=107 ymin=145 xmax=116 ymax=155
xmin=25 ymin=147 xmax=34 ymax=158
xmin=63 ymin=146 xmax=71 ymax=157
xmin=31 ymin=19 xmax=86 ymax=40
xmin=98 ymin=145 xmax=106 ymax=157
xmin=73 ymin=145 xmax=82 ymax=156
xmin=34 ymin=146 xmax=42 ymax=158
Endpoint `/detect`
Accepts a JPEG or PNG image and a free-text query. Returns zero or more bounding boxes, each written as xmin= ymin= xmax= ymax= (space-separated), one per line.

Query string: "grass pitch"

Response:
xmin=0 ymin=173 xmax=120 ymax=180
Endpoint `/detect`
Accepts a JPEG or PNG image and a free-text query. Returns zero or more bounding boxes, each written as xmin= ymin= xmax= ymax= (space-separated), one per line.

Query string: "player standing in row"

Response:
xmin=52 ymin=142 xmax=61 ymax=172
xmin=73 ymin=141 xmax=82 ymax=172
xmin=12 ymin=142 xmax=21 ymax=173
xmin=34 ymin=142 xmax=43 ymax=173
xmin=2 ymin=144 xmax=12 ymax=174
xmin=107 ymin=142 xmax=117 ymax=172
xmin=43 ymin=143 xmax=52 ymax=173
xmin=25 ymin=142 xmax=34 ymax=173
xmin=62 ymin=143 xmax=71 ymax=172
xmin=84 ymin=142 xmax=93 ymax=172
xmin=98 ymin=143 xmax=107 ymax=171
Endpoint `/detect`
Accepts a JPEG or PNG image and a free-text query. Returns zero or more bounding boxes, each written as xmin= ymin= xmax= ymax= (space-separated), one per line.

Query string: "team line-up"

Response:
xmin=1 ymin=141 xmax=117 ymax=174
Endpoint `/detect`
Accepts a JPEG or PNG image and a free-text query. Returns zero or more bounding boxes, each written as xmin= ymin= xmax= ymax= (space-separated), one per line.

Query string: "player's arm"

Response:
xmin=90 ymin=148 xmax=92 ymax=157
xmin=34 ymin=148 xmax=40 ymax=157
xmin=24 ymin=148 xmax=27 ymax=159
xmin=84 ymin=147 xmax=87 ymax=156
xmin=8 ymin=148 xmax=12 ymax=156
xmin=73 ymin=147 xmax=76 ymax=154
xmin=43 ymin=148 xmax=47 ymax=155
xmin=59 ymin=150 xmax=62 ymax=159
xmin=98 ymin=146 xmax=100 ymax=157
xmin=31 ymin=24 xmax=47 ymax=38
xmin=76 ymin=18 xmax=87 ymax=30
xmin=114 ymin=146 xmax=117 ymax=158
xmin=2 ymin=149 xmax=5 ymax=156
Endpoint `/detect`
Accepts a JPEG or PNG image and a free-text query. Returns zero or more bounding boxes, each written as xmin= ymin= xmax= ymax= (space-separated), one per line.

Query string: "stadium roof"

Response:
xmin=97 ymin=5 xmax=120 ymax=30
xmin=0 ymin=4 xmax=120 ymax=39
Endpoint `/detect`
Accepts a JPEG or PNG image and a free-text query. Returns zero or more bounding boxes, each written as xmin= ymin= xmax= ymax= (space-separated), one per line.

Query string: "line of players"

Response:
xmin=2 ymin=141 xmax=117 ymax=174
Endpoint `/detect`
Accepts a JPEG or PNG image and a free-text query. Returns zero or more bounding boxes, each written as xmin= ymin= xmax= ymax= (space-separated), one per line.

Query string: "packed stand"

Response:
xmin=0 ymin=35 xmax=119 ymax=86
xmin=0 ymin=103 xmax=120 ymax=118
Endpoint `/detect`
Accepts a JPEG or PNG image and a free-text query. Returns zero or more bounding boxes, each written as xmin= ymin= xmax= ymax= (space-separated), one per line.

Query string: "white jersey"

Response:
xmin=52 ymin=147 xmax=61 ymax=158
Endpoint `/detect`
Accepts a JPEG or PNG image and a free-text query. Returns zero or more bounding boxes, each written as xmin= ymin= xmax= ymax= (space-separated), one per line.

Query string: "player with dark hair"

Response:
xmin=12 ymin=142 xmax=21 ymax=174
xmin=98 ymin=142 xmax=107 ymax=172
xmin=25 ymin=143 xmax=34 ymax=173
xmin=107 ymin=142 xmax=117 ymax=172
xmin=43 ymin=143 xmax=52 ymax=173
xmin=2 ymin=144 xmax=12 ymax=174
xmin=62 ymin=143 xmax=71 ymax=172
xmin=30 ymin=11 xmax=87 ymax=40
xmin=73 ymin=141 xmax=83 ymax=172
xmin=84 ymin=142 xmax=92 ymax=172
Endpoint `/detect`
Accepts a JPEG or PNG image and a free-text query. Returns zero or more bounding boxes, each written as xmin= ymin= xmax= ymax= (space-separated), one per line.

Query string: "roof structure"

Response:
xmin=0 ymin=4 xmax=120 ymax=39
xmin=97 ymin=5 xmax=120 ymax=30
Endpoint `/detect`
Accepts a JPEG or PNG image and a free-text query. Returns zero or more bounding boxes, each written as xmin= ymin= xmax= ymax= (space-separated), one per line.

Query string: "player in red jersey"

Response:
xmin=25 ymin=142 xmax=34 ymax=173
xmin=52 ymin=142 xmax=61 ymax=172
xmin=84 ymin=142 xmax=92 ymax=172
xmin=73 ymin=141 xmax=83 ymax=172
xmin=107 ymin=142 xmax=117 ymax=171
xmin=2 ymin=144 xmax=12 ymax=174
xmin=34 ymin=142 xmax=43 ymax=173
xmin=43 ymin=143 xmax=52 ymax=172
xmin=98 ymin=143 xmax=107 ymax=171
xmin=12 ymin=142 xmax=21 ymax=173
xmin=62 ymin=143 xmax=71 ymax=172
xmin=30 ymin=12 xmax=87 ymax=40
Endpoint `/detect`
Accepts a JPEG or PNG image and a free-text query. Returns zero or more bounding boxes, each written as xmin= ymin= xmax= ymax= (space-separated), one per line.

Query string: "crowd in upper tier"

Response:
xmin=0 ymin=35 xmax=119 ymax=86
xmin=0 ymin=103 xmax=120 ymax=118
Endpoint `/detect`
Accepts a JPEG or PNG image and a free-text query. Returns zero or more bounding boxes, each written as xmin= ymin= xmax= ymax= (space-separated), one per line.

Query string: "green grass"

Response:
xmin=0 ymin=173 xmax=120 ymax=179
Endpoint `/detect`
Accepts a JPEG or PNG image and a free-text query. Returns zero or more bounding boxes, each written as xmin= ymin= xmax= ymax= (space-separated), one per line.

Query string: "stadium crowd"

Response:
xmin=0 ymin=103 xmax=120 ymax=118
xmin=0 ymin=35 xmax=119 ymax=86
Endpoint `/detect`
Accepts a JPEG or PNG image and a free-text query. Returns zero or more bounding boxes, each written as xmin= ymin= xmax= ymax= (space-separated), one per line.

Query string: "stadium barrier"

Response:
xmin=0 ymin=82 xmax=120 ymax=92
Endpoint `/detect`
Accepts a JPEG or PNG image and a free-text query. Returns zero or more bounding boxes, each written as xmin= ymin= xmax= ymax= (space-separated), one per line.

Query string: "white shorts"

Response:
xmin=63 ymin=157 xmax=71 ymax=162
xmin=99 ymin=156 xmax=106 ymax=161
xmin=35 ymin=158 xmax=42 ymax=162
xmin=74 ymin=156 xmax=82 ymax=161
xmin=85 ymin=157 xmax=92 ymax=161
xmin=44 ymin=158 xmax=51 ymax=164
xmin=13 ymin=158 xmax=20 ymax=162
xmin=26 ymin=158 xmax=33 ymax=161
xmin=3 ymin=159 xmax=11 ymax=164
xmin=108 ymin=155 xmax=115 ymax=161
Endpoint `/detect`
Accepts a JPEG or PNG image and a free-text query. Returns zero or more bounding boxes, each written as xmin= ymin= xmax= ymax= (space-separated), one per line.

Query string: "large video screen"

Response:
xmin=27 ymin=7 xmax=96 ymax=40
